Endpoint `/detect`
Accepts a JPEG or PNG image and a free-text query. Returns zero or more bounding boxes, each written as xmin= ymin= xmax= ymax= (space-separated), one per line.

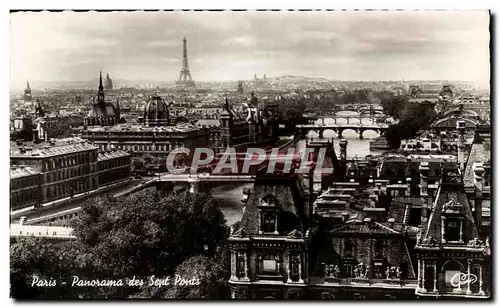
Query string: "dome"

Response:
xmin=104 ymin=73 xmax=113 ymax=90
xmin=143 ymin=93 xmax=169 ymax=126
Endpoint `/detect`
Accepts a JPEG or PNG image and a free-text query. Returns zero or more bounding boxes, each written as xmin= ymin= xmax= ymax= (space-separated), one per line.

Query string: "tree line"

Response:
xmin=11 ymin=189 xmax=231 ymax=299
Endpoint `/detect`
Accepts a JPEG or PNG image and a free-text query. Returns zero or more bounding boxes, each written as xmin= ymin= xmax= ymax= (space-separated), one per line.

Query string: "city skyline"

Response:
xmin=10 ymin=11 xmax=490 ymax=89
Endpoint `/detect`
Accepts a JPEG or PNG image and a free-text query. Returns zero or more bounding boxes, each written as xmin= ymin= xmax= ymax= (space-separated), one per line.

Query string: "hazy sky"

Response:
xmin=10 ymin=10 xmax=490 ymax=89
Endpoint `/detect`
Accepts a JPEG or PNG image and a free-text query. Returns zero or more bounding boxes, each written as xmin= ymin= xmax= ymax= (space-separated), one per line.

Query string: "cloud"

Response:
xmin=9 ymin=10 xmax=490 ymax=88
xmin=222 ymin=36 xmax=258 ymax=48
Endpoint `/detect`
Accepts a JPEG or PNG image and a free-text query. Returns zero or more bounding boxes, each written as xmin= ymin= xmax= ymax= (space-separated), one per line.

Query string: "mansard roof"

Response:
xmin=423 ymin=183 xmax=480 ymax=243
xmin=239 ymin=176 xmax=305 ymax=235
xmin=463 ymin=133 xmax=490 ymax=188
xmin=328 ymin=220 xmax=405 ymax=235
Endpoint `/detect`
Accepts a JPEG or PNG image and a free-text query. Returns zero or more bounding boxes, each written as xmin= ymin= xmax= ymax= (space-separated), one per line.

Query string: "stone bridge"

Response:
xmin=297 ymin=123 xmax=389 ymax=139
xmin=309 ymin=116 xmax=387 ymax=125
xmin=157 ymin=174 xmax=256 ymax=194
xmin=326 ymin=104 xmax=385 ymax=113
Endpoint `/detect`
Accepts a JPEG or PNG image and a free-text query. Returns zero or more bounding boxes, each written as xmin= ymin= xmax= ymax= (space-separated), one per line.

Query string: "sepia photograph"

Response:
xmin=8 ymin=9 xmax=491 ymax=300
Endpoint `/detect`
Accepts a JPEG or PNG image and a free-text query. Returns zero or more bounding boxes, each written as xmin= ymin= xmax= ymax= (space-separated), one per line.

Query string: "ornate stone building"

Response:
xmin=228 ymin=116 xmax=491 ymax=299
xmin=415 ymin=163 xmax=490 ymax=298
xmin=229 ymin=172 xmax=309 ymax=300
xmin=10 ymin=166 xmax=41 ymax=211
xmin=196 ymin=96 xmax=279 ymax=154
xmin=84 ymin=71 xmax=120 ymax=127
xmin=10 ymin=139 xmax=131 ymax=212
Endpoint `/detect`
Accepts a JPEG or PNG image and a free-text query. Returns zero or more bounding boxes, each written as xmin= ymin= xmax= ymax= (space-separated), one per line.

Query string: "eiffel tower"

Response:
xmin=176 ymin=37 xmax=196 ymax=88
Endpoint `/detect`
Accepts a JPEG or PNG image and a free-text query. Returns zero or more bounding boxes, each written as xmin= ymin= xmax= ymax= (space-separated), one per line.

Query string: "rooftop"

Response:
xmin=11 ymin=142 xmax=97 ymax=159
xmin=10 ymin=137 xmax=87 ymax=151
xmin=85 ymin=123 xmax=202 ymax=133
xmin=195 ymin=119 xmax=221 ymax=127
xmin=10 ymin=166 xmax=40 ymax=179
xmin=98 ymin=149 xmax=131 ymax=161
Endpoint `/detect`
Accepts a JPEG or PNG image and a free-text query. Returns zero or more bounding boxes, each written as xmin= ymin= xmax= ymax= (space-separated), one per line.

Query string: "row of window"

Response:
xmin=98 ymin=157 xmax=130 ymax=171
xmin=44 ymin=179 xmax=95 ymax=201
xmin=11 ymin=189 xmax=39 ymax=210
xmin=45 ymin=165 xmax=91 ymax=183
xmin=343 ymin=239 xmax=385 ymax=256
xmin=389 ymin=188 xmax=437 ymax=198
xmin=11 ymin=176 xmax=39 ymax=191
xmin=85 ymin=117 xmax=118 ymax=126
xmin=100 ymin=143 xmax=184 ymax=152
xmin=43 ymin=151 xmax=97 ymax=171
xmin=88 ymin=131 xmax=190 ymax=137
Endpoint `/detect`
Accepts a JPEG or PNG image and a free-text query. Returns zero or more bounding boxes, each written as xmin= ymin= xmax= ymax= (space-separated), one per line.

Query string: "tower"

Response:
xmin=24 ymin=81 xmax=32 ymax=102
xmin=105 ymin=73 xmax=113 ymax=90
xmin=177 ymin=37 xmax=195 ymax=88
xmin=97 ymin=71 xmax=105 ymax=105
xmin=237 ymin=81 xmax=244 ymax=95
xmin=219 ymin=95 xmax=233 ymax=151
xmin=115 ymin=99 xmax=121 ymax=119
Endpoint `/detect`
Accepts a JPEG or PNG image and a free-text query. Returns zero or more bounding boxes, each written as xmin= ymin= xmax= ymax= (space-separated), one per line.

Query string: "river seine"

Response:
xmin=213 ymin=111 xmax=385 ymax=226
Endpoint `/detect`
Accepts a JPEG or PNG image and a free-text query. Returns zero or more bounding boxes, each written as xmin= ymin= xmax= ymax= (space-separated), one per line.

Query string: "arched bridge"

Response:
xmin=322 ymin=104 xmax=385 ymax=114
xmin=158 ymin=174 xmax=255 ymax=193
xmin=297 ymin=123 xmax=389 ymax=139
xmin=305 ymin=113 xmax=391 ymax=126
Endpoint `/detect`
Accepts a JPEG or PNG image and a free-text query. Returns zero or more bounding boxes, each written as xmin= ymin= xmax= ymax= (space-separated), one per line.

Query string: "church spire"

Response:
xmin=97 ymin=71 xmax=105 ymax=104
xmin=24 ymin=80 xmax=32 ymax=102
xmin=99 ymin=71 xmax=103 ymax=90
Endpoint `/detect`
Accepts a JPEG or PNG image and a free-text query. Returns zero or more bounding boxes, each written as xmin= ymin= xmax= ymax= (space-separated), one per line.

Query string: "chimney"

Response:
xmin=419 ymin=162 xmax=430 ymax=226
xmin=406 ymin=177 xmax=411 ymax=196
xmin=387 ymin=217 xmax=395 ymax=229
xmin=456 ymin=120 xmax=466 ymax=173
xmin=369 ymin=193 xmax=377 ymax=207
xmin=339 ymin=139 xmax=348 ymax=168
xmin=473 ymin=162 xmax=484 ymax=235
xmin=380 ymin=180 xmax=387 ymax=195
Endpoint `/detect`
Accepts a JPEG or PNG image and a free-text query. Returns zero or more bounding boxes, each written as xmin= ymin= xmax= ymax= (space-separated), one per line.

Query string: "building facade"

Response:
xmin=228 ymin=118 xmax=491 ymax=299
xmin=10 ymin=140 xmax=131 ymax=212
xmin=10 ymin=166 xmax=41 ymax=211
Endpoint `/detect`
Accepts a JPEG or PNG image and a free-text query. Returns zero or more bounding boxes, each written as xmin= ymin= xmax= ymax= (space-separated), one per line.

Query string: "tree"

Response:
xmin=134 ymin=255 xmax=229 ymax=300
xmin=10 ymin=238 xmax=81 ymax=299
xmin=11 ymin=189 xmax=229 ymax=299
xmin=278 ymin=100 xmax=307 ymax=130
xmin=70 ymin=190 xmax=227 ymax=297
xmin=384 ymin=101 xmax=438 ymax=148
xmin=379 ymin=93 xmax=408 ymax=118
